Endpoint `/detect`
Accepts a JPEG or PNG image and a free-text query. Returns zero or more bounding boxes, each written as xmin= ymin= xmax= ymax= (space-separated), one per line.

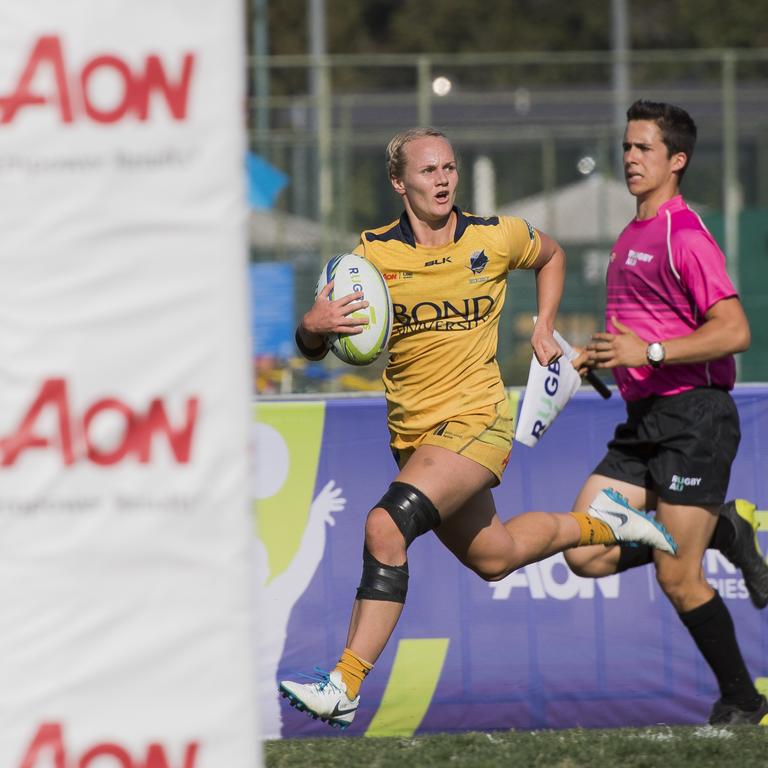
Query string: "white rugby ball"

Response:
xmin=315 ymin=252 xmax=392 ymax=366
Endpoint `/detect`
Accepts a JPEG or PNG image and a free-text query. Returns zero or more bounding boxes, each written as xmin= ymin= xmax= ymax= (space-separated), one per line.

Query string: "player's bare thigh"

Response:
xmin=563 ymin=474 xmax=656 ymax=577
xmin=395 ymin=443 xmax=495 ymax=517
xmin=395 ymin=444 xmax=516 ymax=572
xmin=433 ymin=488 xmax=515 ymax=578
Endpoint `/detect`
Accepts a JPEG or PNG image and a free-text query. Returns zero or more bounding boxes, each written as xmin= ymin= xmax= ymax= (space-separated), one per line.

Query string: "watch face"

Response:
xmin=647 ymin=342 xmax=664 ymax=363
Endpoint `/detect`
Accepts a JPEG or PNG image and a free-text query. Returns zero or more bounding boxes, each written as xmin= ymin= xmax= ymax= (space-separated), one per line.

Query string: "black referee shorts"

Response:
xmin=593 ymin=387 xmax=740 ymax=507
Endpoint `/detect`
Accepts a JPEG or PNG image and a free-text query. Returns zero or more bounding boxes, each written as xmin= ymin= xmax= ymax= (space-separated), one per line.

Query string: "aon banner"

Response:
xmin=0 ymin=3 xmax=259 ymax=766
xmin=252 ymin=392 xmax=768 ymax=737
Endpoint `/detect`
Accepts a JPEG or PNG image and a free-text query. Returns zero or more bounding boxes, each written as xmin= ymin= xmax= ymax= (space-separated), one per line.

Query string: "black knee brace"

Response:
xmin=375 ymin=481 xmax=441 ymax=547
xmin=356 ymin=545 xmax=409 ymax=603
xmin=355 ymin=482 xmax=440 ymax=603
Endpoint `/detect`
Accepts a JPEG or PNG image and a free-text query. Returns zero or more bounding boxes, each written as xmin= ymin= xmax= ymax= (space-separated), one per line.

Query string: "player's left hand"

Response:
xmin=588 ymin=317 xmax=647 ymax=368
xmin=531 ymin=325 xmax=563 ymax=367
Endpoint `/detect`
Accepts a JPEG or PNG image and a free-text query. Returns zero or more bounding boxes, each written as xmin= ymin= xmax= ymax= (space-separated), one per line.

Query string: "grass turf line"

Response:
xmin=265 ymin=726 xmax=767 ymax=768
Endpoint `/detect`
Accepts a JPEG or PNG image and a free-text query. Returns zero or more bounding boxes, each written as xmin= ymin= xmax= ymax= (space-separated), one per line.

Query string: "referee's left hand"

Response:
xmin=588 ymin=317 xmax=647 ymax=368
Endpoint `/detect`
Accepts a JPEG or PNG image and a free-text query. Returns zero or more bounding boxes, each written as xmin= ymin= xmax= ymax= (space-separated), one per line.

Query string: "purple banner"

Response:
xmin=257 ymin=388 xmax=768 ymax=738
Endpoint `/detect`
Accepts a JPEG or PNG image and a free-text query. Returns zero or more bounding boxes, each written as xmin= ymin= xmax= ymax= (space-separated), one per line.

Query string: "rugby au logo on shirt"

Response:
xmin=626 ymin=249 xmax=654 ymax=266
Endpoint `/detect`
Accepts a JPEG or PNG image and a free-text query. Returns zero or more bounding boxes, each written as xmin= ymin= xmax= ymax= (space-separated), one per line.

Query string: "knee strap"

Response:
xmin=375 ymin=481 xmax=441 ymax=548
xmin=356 ymin=546 xmax=409 ymax=603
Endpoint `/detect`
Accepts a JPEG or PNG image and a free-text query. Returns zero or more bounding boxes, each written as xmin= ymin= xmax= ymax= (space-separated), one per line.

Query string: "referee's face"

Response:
xmin=623 ymin=120 xmax=686 ymax=204
xmin=392 ymin=136 xmax=458 ymax=224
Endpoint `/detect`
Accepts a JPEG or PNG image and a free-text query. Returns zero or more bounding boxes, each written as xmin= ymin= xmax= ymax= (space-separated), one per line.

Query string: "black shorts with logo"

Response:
xmin=593 ymin=387 xmax=740 ymax=506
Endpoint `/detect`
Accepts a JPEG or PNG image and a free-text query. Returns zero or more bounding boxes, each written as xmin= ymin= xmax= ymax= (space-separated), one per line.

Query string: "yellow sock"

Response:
xmin=570 ymin=511 xmax=617 ymax=546
xmin=334 ymin=647 xmax=373 ymax=700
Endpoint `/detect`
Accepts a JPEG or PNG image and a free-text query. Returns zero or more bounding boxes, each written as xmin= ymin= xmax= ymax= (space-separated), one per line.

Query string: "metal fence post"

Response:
xmin=417 ymin=55 xmax=432 ymax=127
xmin=317 ymin=55 xmax=333 ymax=265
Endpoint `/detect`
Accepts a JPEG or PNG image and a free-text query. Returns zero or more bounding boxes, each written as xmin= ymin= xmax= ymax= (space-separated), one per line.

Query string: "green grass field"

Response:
xmin=264 ymin=726 xmax=767 ymax=767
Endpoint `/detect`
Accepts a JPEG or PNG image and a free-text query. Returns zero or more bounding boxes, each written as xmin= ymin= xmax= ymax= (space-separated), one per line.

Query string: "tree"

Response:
xmin=264 ymin=0 xmax=768 ymax=57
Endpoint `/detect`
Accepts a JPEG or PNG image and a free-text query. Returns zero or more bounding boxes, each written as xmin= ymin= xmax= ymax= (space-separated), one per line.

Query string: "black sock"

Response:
xmin=709 ymin=514 xmax=735 ymax=551
xmin=679 ymin=592 xmax=760 ymax=708
xmin=616 ymin=544 xmax=654 ymax=572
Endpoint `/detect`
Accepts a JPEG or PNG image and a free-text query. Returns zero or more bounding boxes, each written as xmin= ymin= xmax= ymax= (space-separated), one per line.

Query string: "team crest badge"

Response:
xmin=468 ymin=250 xmax=488 ymax=275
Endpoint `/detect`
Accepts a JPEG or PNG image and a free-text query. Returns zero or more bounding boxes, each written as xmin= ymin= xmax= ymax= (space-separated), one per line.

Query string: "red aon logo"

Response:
xmin=0 ymin=378 xmax=199 ymax=467
xmin=0 ymin=35 xmax=195 ymax=124
xmin=18 ymin=722 xmax=199 ymax=768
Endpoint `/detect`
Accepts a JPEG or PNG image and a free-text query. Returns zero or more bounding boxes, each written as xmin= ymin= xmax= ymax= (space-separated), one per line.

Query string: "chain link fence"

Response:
xmin=248 ymin=49 xmax=768 ymax=394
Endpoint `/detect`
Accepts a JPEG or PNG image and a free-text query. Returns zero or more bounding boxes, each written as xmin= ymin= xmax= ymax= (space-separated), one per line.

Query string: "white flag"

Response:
xmin=515 ymin=330 xmax=582 ymax=447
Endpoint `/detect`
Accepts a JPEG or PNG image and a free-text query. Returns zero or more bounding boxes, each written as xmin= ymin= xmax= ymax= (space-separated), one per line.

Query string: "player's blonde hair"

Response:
xmin=386 ymin=127 xmax=451 ymax=180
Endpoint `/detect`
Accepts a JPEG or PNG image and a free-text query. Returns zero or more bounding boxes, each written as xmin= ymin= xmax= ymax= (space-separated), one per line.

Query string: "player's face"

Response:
xmin=391 ymin=136 xmax=458 ymax=222
xmin=622 ymin=120 xmax=686 ymax=202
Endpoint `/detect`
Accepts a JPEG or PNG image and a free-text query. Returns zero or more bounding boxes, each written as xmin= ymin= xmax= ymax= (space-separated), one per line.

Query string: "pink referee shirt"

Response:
xmin=606 ymin=195 xmax=738 ymax=401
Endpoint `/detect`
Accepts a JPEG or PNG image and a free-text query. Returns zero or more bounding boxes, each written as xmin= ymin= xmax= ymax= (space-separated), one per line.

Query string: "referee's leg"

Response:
xmin=655 ymin=500 xmax=764 ymax=718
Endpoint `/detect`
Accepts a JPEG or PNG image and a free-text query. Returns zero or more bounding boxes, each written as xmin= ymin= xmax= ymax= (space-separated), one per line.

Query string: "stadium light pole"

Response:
xmin=611 ymin=0 xmax=630 ymax=179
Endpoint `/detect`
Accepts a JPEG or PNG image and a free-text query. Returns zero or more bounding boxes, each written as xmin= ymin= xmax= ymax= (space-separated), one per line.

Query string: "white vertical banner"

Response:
xmin=0 ymin=3 xmax=260 ymax=767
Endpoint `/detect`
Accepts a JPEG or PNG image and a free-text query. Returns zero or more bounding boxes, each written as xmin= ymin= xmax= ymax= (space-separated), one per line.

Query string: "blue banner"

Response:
xmin=252 ymin=388 xmax=768 ymax=738
xmin=249 ymin=262 xmax=295 ymax=358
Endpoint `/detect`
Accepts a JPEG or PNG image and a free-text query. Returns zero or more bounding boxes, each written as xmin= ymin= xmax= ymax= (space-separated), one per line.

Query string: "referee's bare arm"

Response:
xmin=591 ymin=296 xmax=750 ymax=369
xmin=656 ymin=295 xmax=750 ymax=364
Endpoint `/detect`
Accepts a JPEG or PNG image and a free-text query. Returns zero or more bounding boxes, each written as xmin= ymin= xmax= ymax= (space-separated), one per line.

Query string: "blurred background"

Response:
xmin=245 ymin=0 xmax=768 ymax=395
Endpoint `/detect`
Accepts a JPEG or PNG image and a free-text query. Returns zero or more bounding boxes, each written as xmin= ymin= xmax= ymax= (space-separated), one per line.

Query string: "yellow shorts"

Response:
xmin=390 ymin=398 xmax=515 ymax=485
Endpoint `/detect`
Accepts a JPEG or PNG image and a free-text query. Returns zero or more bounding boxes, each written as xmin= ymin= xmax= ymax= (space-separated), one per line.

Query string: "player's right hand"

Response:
xmin=302 ymin=280 xmax=370 ymax=337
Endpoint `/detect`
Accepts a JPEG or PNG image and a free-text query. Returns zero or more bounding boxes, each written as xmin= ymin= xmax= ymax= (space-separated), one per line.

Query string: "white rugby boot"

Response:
xmin=279 ymin=669 xmax=359 ymax=729
xmin=588 ymin=488 xmax=678 ymax=555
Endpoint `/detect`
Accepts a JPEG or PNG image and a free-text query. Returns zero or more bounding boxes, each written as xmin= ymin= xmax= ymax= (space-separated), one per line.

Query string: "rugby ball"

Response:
xmin=315 ymin=252 xmax=392 ymax=366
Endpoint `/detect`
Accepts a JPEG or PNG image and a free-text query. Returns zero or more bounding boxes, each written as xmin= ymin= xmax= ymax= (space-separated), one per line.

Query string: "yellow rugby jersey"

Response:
xmin=354 ymin=207 xmax=541 ymax=439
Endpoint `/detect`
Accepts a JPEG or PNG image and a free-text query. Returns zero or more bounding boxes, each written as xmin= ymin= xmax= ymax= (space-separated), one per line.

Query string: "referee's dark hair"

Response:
xmin=627 ymin=99 xmax=697 ymax=180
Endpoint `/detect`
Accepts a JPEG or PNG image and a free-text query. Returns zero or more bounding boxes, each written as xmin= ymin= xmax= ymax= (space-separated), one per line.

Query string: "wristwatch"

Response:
xmin=646 ymin=341 xmax=665 ymax=368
